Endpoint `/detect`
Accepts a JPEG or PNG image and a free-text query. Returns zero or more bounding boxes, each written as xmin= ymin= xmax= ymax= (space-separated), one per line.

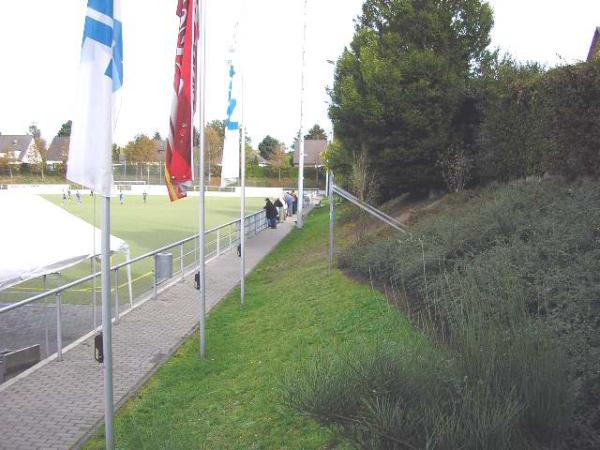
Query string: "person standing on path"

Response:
xmin=264 ymin=198 xmax=278 ymax=229
xmin=285 ymin=192 xmax=294 ymax=218
xmin=291 ymin=190 xmax=298 ymax=215
xmin=273 ymin=197 xmax=284 ymax=223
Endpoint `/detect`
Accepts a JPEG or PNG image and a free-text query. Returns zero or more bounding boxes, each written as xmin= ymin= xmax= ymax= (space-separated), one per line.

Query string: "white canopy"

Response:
xmin=0 ymin=192 xmax=129 ymax=291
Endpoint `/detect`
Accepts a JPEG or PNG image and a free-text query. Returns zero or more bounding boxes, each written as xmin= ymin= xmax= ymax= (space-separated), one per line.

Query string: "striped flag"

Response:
xmin=165 ymin=0 xmax=199 ymax=201
xmin=68 ymin=0 xmax=123 ymax=197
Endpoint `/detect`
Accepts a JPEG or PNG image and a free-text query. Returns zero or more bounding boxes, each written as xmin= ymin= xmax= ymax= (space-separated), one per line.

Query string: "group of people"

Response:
xmin=264 ymin=191 xmax=299 ymax=229
xmin=62 ymin=189 xmax=86 ymax=205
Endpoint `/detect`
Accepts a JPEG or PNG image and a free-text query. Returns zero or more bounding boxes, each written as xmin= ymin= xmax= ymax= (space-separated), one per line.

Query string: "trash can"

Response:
xmin=154 ymin=252 xmax=173 ymax=284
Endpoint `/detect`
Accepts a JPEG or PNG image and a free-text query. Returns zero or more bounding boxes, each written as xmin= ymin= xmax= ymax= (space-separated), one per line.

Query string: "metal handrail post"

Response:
xmin=114 ymin=269 xmax=120 ymax=325
xmin=153 ymin=268 xmax=157 ymax=300
xmin=180 ymin=243 xmax=185 ymax=281
xmin=56 ymin=292 xmax=63 ymax=362
xmin=216 ymin=228 xmax=220 ymax=256
xmin=43 ymin=275 xmax=50 ymax=357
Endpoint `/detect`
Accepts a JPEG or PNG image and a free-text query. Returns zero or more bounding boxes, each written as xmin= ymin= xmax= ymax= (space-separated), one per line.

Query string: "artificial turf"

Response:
xmin=0 ymin=194 xmax=264 ymax=305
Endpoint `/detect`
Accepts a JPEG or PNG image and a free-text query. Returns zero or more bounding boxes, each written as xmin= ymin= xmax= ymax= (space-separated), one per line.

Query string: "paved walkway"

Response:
xmin=0 ymin=211 xmax=306 ymax=450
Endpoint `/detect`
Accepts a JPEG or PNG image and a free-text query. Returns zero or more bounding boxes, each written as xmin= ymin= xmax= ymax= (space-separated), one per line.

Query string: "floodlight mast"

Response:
xmin=297 ymin=0 xmax=308 ymax=229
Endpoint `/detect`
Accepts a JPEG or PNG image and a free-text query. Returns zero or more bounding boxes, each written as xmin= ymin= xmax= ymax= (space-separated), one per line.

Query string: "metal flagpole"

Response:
xmin=240 ymin=75 xmax=246 ymax=306
xmin=297 ymin=0 xmax=308 ymax=229
xmin=328 ymin=171 xmax=334 ymax=275
xmin=239 ymin=3 xmax=246 ymax=306
xmin=101 ymin=195 xmax=114 ymax=449
xmin=92 ymin=194 xmax=97 ymax=328
xmin=198 ymin=0 xmax=207 ymax=358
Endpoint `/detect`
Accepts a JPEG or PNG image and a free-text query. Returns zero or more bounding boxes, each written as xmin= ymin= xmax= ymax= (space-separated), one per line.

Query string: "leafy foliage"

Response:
xmin=329 ymin=0 xmax=493 ymax=198
xmin=304 ymin=124 xmax=328 ymax=140
xmin=258 ymin=135 xmax=282 ymax=160
xmin=335 ymin=181 xmax=600 ymax=448
xmin=268 ymin=144 xmax=289 ymax=180
xmin=28 ymin=122 xmax=41 ymax=139
xmin=123 ymin=134 xmax=157 ymax=165
xmin=57 ymin=120 xmax=72 ymax=137
xmin=479 ymin=59 xmax=600 ymax=182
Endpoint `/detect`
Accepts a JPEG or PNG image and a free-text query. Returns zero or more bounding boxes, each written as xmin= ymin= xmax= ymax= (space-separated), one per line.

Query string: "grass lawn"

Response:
xmin=84 ymin=204 xmax=417 ymax=449
xmin=0 ymin=195 xmax=264 ymax=305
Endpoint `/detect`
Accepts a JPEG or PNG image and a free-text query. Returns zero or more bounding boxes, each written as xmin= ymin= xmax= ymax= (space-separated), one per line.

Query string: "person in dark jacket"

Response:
xmin=291 ymin=190 xmax=298 ymax=214
xmin=273 ymin=197 xmax=284 ymax=222
xmin=264 ymin=198 xmax=278 ymax=229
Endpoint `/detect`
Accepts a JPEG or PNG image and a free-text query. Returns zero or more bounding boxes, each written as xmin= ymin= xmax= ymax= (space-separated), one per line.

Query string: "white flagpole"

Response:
xmin=101 ymin=194 xmax=114 ymax=450
xmin=198 ymin=0 xmax=207 ymax=358
xmin=297 ymin=0 xmax=308 ymax=229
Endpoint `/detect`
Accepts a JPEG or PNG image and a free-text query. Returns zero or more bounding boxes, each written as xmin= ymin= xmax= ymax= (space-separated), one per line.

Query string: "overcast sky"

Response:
xmin=0 ymin=0 xmax=599 ymax=147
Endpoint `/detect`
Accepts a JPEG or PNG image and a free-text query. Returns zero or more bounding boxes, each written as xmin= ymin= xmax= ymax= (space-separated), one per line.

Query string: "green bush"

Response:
xmin=297 ymin=181 xmax=600 ymax=448
xmin=479 ymin=60 xmax=600 ymax=182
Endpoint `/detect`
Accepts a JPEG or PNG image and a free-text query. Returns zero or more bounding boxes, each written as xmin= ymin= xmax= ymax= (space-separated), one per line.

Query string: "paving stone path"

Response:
xmin=0 ymin=211 xmax=306 ymax=450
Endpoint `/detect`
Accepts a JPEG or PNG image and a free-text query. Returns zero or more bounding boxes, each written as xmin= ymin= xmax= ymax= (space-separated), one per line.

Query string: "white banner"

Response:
xmin=221 ymin=25 xmax=241 ymax=187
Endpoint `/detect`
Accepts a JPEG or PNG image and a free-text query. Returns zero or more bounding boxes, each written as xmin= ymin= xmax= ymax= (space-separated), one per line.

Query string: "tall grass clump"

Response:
xmin=288 ymin=181 xmax=599 ymax=449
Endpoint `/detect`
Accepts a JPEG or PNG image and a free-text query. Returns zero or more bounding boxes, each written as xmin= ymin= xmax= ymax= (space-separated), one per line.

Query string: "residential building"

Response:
xmin=293 ymin=139 xmax=327 ymax=167
xmin=587 ymin=27 xmax=600 ymax=62
xmin=47 ymin=136 xmax=70 ymax=167
xmin=0 ymin=135 xmax=39 ymax=164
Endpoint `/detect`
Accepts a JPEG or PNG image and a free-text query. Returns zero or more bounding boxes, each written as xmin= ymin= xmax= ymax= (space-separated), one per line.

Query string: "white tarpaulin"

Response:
xmin=0 ymin=193 xmax=129 ymax=291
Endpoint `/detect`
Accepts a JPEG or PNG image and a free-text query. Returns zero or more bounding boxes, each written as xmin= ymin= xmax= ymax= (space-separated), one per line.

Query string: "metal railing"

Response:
xmin=0 ymin=209 xmax=267 ymax=368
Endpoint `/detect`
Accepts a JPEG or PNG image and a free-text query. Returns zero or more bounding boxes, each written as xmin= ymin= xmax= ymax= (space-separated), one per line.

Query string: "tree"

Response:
xmin=153 ymin=131 xmax=162 ymax=141
xmin=269 ymin=144 xmax=289 ymax=180
xmin=57 ymin=120 xmax=72 ymax=137
xmin=305 ymin=124 xmax=328 ymax=140
xmin=123 ymin=134 xmax=157 ymax=176
xmin=258 ymin=135 xmax=281 ymax=160
xmin=329 ymin=0 xmax=493 ymax=198
xmin=33 ymin=138 xmax=48 ymax=181
xmin=28 ymin=123 xmax=41 ymax=139
xmin=112 ymin=144 xmax=121 ymax=163
xmin=205 ymin=120 xmax=225 ymax=182
xmin=0 ymin=149 xmax=15 ymax=180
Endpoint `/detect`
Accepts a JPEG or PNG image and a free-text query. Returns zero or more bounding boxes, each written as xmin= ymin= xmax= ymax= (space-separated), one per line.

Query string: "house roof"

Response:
xmin=293 ymin=139 xmax=327 ymax=166
xmin=154 ymin=139 xmax=167 ymax=162
xmin=47 ymin=136 xmax=70 ymax=162
xmin=0 ymin=135 xmax=34 ymax=161
xmin=256 ymin=154 xmax=270 ymax=165
xmin=587 ymin=27 xmax=600 ymax=62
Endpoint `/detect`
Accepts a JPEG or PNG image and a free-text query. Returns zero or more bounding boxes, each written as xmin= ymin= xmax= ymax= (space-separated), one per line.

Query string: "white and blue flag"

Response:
xmin=68 ymin=0 xmax=123 ymax=197
xmin=221 ymin=24 xmax=242 ymax=188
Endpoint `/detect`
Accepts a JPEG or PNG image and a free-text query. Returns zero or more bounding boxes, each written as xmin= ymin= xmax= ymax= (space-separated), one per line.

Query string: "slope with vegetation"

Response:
xmin=290 ymin=181 xmax=600 ymax=449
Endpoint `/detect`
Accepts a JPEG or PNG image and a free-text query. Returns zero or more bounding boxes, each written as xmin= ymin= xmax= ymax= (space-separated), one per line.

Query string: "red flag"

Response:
xmin=165 ymin=0 xmax=199 ymax=201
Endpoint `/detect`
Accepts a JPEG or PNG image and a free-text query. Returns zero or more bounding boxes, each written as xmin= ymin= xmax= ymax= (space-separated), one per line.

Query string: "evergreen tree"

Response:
xmin=329 ymin=0 xmax=493 ymax=198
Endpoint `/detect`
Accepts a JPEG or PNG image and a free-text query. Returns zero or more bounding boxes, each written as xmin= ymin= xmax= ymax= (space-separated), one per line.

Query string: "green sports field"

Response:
xmin=0 ymin=194 xmax=265 ymax=306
